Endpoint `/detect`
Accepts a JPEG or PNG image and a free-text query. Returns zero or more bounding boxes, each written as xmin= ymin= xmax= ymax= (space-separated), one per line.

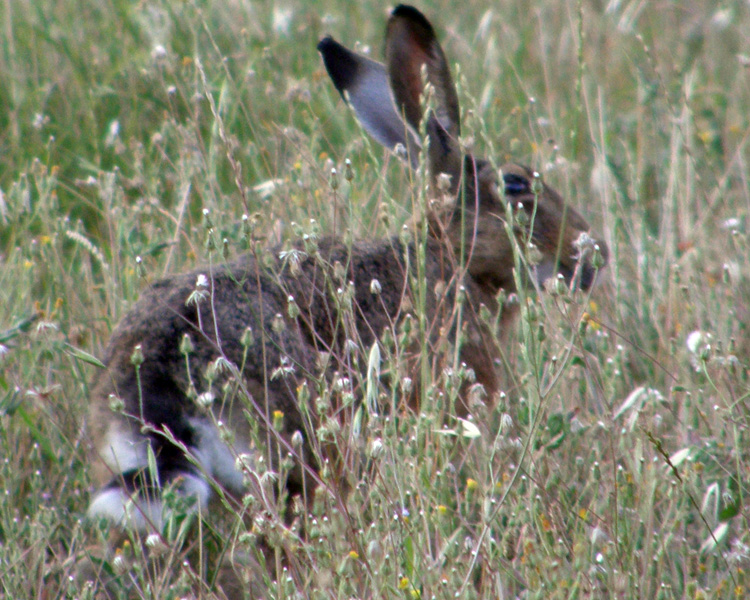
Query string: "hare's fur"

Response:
xmin=88 ymin=4 xmax=608 ymax=530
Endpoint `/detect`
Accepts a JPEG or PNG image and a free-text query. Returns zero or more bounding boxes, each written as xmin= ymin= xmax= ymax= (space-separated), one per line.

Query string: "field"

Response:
xmin=1 ymin=0 xmax=749 ymax=598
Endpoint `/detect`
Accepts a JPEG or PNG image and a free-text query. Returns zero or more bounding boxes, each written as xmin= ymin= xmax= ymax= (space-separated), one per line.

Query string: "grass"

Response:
xmin=1 ymin=0 xmax=749 ymax=598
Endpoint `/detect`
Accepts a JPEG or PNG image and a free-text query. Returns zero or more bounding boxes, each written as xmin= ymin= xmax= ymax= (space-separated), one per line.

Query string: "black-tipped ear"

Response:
xmin=318 ymin=36 xmax=421 ymax=167
xmin=317 ymin=37 xmax=361 ymax=102
xmin=385 ymin=5 xmax=460 ymax=139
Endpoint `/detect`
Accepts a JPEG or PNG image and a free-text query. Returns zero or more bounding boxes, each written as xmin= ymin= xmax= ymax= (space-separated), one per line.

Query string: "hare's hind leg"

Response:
xmin=88 ymin=453 xmax=212 ymax=532
xmin=88 ymin=379 xmax=250 ymax=531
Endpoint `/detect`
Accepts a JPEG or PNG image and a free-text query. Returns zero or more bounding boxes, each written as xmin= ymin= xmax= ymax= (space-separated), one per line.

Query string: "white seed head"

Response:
xmin=151 ymin=44 xmax=167 ymax=62
xmin=145 ymin=533 xmax=168 ymax=557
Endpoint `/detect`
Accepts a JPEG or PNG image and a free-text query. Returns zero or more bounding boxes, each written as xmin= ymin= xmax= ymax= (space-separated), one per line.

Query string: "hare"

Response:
xmin=87 ymin=4 xmax=608 ymax=530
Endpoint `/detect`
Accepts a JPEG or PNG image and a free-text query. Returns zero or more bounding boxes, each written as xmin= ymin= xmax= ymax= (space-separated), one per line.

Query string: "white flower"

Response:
xmin=151 ymin=44 xmax=167 ymax=62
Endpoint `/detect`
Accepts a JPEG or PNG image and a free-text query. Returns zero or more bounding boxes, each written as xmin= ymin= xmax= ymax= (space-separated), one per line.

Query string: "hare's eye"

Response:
xmin=502 ymin=173 xmax=530 ymax=196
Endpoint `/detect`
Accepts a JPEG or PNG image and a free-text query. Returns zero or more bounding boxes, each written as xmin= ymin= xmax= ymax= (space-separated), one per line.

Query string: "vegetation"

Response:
xmin=1 ymin=0 xmax=748 ymax=598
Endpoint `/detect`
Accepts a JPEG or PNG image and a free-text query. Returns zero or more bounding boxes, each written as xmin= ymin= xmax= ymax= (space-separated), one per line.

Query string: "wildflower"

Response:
xmin=196 ymin=391 xmax=215 ymax=409
xmin=271 ymin=355 xmax=295 ymax=379
xmin=112 ymin=552 xmax=129 ymax=575
xmin=235 ymin=453 xmax=255 ymax=473
xmin=436 ymin=172 xmax=452 ymax=192
xmin=151 ymin=44 xmax=167 ymax=63
xmin=145 ymin=533 xmax=168 ymax=558
xmin=329 ymin=167 xmax=339 ymax=190
xmin=272 ymin=313 xmax=286 ymax=334
xmin=186 ymin=274 xmax=210 ymax=307
xmin=179 ymin=333 xmax=194 ymax=355
xmin=240 ymin=327 xmax=254 ymax=348
xmin=130 ymin=344 xmax=144 ymax=367
xmin=287 ymin=295 xmax=300 ymax=319
xmin=367 ymin=438 xmax=384 ymax=458
xmin=108 ymin=394 xmax=124 ymax=413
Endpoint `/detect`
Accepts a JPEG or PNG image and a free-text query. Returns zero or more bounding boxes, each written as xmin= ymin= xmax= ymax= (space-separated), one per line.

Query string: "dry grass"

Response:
xmin=1 ymin=0 xmax=749 ymax=598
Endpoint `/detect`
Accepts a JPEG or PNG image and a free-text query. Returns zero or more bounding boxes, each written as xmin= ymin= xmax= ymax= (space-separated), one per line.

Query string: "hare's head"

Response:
xmin=319 ymin=4 xmax=607 ymax=294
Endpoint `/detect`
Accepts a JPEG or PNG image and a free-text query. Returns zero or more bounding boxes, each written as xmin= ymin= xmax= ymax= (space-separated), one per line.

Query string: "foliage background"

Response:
xmin=1 ymin=0 xmax=749 ymax=598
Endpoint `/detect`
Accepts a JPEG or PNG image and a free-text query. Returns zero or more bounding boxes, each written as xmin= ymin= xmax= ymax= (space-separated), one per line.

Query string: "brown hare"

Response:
xmin=87 ymin=4 xmax=607 ymax=531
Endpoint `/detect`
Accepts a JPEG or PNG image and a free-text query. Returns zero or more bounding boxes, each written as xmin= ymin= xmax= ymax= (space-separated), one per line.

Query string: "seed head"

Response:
xmin=130 ymin=344 xmax=144 ymax=367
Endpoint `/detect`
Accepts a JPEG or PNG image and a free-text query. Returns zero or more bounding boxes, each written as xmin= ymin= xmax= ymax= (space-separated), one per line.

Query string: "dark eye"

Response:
xmin=502 ymin=173 xmax=530 ymax=196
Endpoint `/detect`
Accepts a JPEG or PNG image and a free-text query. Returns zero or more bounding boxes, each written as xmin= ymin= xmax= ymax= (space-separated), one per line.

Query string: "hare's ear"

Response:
xmin=318 ymin=36 xmax=421 ymax=168
xmin=385 ymin=5 xmax=462 ymax=187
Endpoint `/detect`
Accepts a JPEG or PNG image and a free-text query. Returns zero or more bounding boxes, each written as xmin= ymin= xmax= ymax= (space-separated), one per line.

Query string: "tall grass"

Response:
xmin=1 ymin=0 xmax=748 ymax=598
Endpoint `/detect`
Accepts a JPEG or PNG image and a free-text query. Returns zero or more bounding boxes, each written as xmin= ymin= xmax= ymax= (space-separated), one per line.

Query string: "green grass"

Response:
xmin=2 ymin=0 xmax=749 ymax=598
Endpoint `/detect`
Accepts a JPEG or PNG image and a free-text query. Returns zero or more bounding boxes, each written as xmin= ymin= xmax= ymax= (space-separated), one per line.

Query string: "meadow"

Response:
xmin=1 ymin=0 xmax=749 ymax=598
